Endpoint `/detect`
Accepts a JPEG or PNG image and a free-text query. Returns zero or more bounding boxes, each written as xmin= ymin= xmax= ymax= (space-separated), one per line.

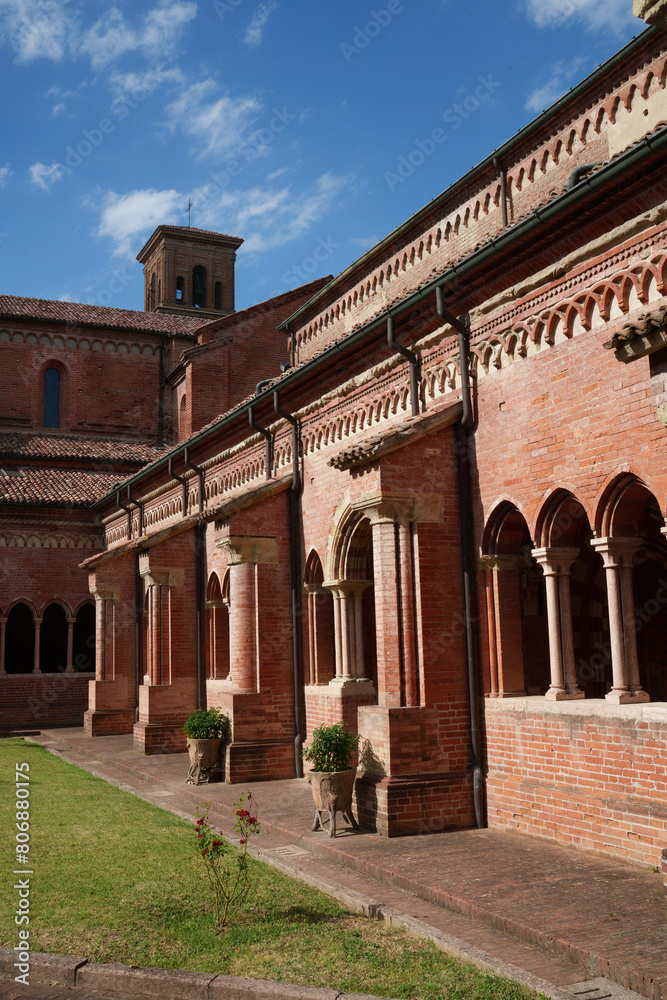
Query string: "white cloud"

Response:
xmin=0 ymin=0 xmax=77 ymax=62
xmin=110 ymin=65 xmax=184 ymax=100
xmin=525 ymin=56 xmax=587 ymax=112
xmin=165 ymin=79 xmax=261 ymax=158
xmin=50 ymin=101 xmax=67 ymax=117
xmin=243 ymin=1 xmax=278 ymax=47
xmin=349 ymin=235 xmax=378 ymax=251
xmin=80 ymin=1 xmax=197 ymax=69
xmin=523 ymin=0 xmax=635 ymax=32
xmin=97 ymin=187 xmax=184 ymax=257
xmin=195 ymin=172 xmax=350 ymax=253
xmin=29 ymin=161 xmax=68 ymax=190
xmin=58 ymin=292 xmax=75 ymax=302
xmin=0 ymin=165 xmax=12 ymax=188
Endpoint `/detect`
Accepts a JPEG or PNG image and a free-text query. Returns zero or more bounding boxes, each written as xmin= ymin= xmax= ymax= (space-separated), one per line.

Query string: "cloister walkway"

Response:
xmin=17 ymin=727 xmax=667 ymax=1000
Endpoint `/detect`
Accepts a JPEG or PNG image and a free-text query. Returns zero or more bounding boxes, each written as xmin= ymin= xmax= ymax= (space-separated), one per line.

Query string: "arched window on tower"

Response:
xmin=150 ymin=273 xmax=156 ymax=311
xmin=43 ymin=367 xmax=61 ymax=428
xmin=214 ymin=282 xmax=222 ymax=311
xmin=176 ymin=276 xmax=185 ymax=305
xmin=158 ymin=278 xmax=161 ymax=307
xmin=193 ymin=266 xmax=207 ymax=309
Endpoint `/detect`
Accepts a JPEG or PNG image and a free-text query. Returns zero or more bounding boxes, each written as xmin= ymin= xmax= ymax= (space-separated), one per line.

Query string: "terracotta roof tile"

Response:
xmin=0 ymin=296 xmax=206 ymax=336
xmin=0 ymin=432 xmax=165 ymax=465
xmin=0 ymin=467 xmax=129 ymax=506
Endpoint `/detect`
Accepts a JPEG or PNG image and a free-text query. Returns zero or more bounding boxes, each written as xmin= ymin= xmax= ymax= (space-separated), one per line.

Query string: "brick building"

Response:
xmin=2 ymin=9 xmax=667 ymax=866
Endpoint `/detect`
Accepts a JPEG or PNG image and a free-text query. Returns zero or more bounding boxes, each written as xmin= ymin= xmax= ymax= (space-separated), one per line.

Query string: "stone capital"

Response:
xmin=323 ymin=578 xmax=373 ymax=598
xmin=90 ymin=585 xmax=120 ymax=601
xmin=590 ymin=536 xmax=641 ymax=568
xmin=216 ymin=535 xmax=278 ymax=565
xmin=532 ymin=546 xmax=580 ymax=574
xmin=140 ymin=567 xmax=185 ymax=588
xmin=352 ymin=491 xmax=444 ymax=526
xmin=634 ymin=0 xmax=667 ymax=28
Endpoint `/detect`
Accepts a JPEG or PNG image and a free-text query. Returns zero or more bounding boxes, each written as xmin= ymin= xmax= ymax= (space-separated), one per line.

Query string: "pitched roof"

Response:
xmin=0 ymin=467 xmax=129 ymax=506
xmin=0 ymin=432 xmax=166 ymax=465
xmin=0 ymin=295 xmax=205 ymax=336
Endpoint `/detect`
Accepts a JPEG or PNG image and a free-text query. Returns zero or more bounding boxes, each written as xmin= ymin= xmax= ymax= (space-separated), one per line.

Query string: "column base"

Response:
xmin=133 ymin=720 xmax=188 ymax=754
xmin=304 ymin=680 xmax=377 ymax=741
xmin=354 ymin=771 xmax=475 ymax=837
xmin=496 ymin=690 xmax=528 ymax=698
xmin=83 ymin=709 xmax=135 ymax=737
xmin=605 ymin=689 xmax=650 ymax=704
xmin=544 ymin=687 xmax=585 ymax=701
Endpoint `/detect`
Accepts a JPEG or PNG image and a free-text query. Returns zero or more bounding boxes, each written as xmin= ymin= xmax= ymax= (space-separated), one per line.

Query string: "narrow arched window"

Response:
xmin=193 ymin=266 xmax=207 ymax=309
xmin=214 ymin=282 xmax=222 ymax=311
xmin=176 ymin=276 xmax=185 ymax=305
xmin=158 ymin=278 xmax=161 ymax=307
xmin=150 ymin=273 xmax=156 ymax=311
xmin=43 ymin=367 xmax=61 ymax=428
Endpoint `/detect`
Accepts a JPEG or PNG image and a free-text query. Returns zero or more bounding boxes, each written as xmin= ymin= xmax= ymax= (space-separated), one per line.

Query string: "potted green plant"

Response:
xmin=302 ymin=721 xmax=360 ymax=838
xmin=183 ymin=707 xmax=231 ymax=786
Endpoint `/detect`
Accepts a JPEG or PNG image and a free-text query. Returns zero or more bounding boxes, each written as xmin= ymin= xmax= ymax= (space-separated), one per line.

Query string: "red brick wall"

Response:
xmin=0 ymin=674 xmax=93 ymax=727
xmin=484 ymin=699 xmax=667 ymax=867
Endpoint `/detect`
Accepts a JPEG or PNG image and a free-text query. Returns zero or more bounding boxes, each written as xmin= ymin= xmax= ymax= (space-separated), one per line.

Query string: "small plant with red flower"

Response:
xmin=193 ymin=792 xmax=260 ymax=932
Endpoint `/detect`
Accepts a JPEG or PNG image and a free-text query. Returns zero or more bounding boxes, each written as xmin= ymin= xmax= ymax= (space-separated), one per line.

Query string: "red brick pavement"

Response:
xmin=13 ymin=728 xmax=667 ymax=1000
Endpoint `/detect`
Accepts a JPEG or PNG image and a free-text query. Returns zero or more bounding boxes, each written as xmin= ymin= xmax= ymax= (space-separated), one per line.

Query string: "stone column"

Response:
xmin=354 ymin=491 xmax=443 ymax=708
xmin=90 ymin=586 xmax=118 ymax=682
xmin=533 ymin=547 xmax=584 ymax=700
xmin=140 ymin=568 xmax=185 ymax=687
xmin=478 ymin=554 xmax=528 ymax=697
xmin=216 ymin=535 xmax=278 ymax=693
xmin=0 ymin=617 xmax=6 ymax=676
xmin=591 ymin=537 xmax=649 ymax=704
xmin=205 ymin=600 xmax=227 ymax=679
xmin=325 ymin=581 xmax=373 ymax=683
xmin=32 ymin=618 xmax=42 ymax=675
xmin=484 ymin=570 xmax=499 ymax=696
xmin=66 ymin=617 xmax=76 ymax=673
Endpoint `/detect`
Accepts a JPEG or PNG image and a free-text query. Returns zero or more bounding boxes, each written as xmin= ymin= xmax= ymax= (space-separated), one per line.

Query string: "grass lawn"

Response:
xmin=1 ymin=739 xmax=545 ymax=1000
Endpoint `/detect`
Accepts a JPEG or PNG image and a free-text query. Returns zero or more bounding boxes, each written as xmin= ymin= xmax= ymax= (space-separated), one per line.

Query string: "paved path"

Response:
xmin=11 ymin=728 xmax=667 ymax=1000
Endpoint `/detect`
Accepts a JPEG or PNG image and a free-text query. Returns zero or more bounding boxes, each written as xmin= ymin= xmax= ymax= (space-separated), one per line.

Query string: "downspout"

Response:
xmin=436 ymin=286 xmax=484 ymax=829
xmin=134 ymin=553 xmax=142 ymax=723
xmin=387 ymin=315 xmax=420 ymax=416
xmin=493 ymin=157 xmax=508 ymax=228
xmin=168 ymin=455 xmax=189 ymax=516
xmin=126 ymin=484 xmax=143 ymax=540
xmin=274 ymin=390 xmax=304 ymax=777
xmin=249 ymin=405 xmax=273 ymax=480
xmin=183 ymin=448 xmax=205 ymax=708
xmin=116 ymin=489 xmax=133 ymax=541
xmin=567 ymin=162 xmax=603 ymax=189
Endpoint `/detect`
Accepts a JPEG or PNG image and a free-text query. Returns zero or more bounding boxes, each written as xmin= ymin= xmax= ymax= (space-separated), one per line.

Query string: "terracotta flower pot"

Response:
xmin=307 ymin=768 xmax=358 ymax=838
xmin=186 ymin=737 xmax=223 ymax=785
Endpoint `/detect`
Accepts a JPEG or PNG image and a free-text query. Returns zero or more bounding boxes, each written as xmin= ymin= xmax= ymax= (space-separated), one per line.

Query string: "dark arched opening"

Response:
xmin=40 ymin=603 xmax=68 ymax=673
xmin=5 ymin=604 xmax=35 ymax=674
xmin=73 ymin=603 xmax=95 ymax=672
xmin=214 ymin=281 xmax=222 ymax=311
xmin=43 ymin=367 xmax=61 ymax=428
xmin=304 ymin=551 xmax=335 ymax=685
xmin=193 ymin=266 xmax=207 ymax=309
xmin=176 ymin=276 xmax=185 ymax=305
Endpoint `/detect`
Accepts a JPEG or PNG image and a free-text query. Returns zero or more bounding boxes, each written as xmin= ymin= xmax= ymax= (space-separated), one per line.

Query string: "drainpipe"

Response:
xmin=274 ymin=390 xmax=304 ymax=777
xmin=183 ymin=448 xmax=205 ymax=708
xmin=116 ymin=489 xmax=133 ymax=541
xmin=126 ymin=484 xmax=143 ymax=539
xmin=256 ymin=378 xmax=274 ymax=395
xmin=387 ymin=315 xmax=420 ymax=416
xmin=436 ymin=286 xmax=484 ymax=829
xmin=493 ymin=157 xmax=508 ymax=228
xmin=168 ymin=455 xmax=189 ymax=516
xmin=157 ymin=334 xmax=165 ymax=446
xmin=134 ymin=553 xmax=142 ymax=723
xmin=249 ymin=405 xmax=273 ymax=480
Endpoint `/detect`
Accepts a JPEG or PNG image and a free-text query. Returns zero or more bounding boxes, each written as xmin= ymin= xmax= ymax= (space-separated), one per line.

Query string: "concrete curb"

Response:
xmin=0 ymin=951 xmax=397 ymax=1000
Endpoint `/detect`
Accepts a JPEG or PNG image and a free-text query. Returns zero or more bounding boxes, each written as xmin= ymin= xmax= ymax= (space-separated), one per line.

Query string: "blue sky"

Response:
xmin=0 ymin=0 xmax=644 ymax=313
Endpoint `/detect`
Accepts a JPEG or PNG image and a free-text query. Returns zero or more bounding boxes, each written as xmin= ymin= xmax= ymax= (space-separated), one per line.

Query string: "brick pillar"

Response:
xmin=533 ymin=547 xmax=584 ymax=701
xmin=85 ymin=575 xmax=136 ymax=739
xmin=142 ymin=570 xmax=181 ymax=687
xmin=0 ymin=617 xmax=6 ymax=676
xmin=66 ymin=617 xmax=76 ymax=674
xmin=32 ymin=619 xmax=42 ymax=675
xmin=591 ymin=537 xmax=649 ymax=704
xmin=92 ymin=587 xmax=117 ymax=682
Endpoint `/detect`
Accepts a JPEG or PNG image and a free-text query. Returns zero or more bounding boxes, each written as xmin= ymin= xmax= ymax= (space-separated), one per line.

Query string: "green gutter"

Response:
xmin=278 ymin=25 xmax=658 ymax=332
xmin=93 ymin=121 xmax=667 ymax=510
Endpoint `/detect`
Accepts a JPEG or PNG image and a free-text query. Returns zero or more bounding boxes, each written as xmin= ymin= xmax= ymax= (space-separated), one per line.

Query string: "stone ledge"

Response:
xmin=0 ymin=951 xmax=400 ymax=1000
xmin=483 ymin=694 xmax=667 ymax=723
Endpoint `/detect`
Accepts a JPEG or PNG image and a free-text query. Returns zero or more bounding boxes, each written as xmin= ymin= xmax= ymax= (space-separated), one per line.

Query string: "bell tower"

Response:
xmin=136 ymin=225 xmax=244 ymax=319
